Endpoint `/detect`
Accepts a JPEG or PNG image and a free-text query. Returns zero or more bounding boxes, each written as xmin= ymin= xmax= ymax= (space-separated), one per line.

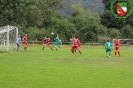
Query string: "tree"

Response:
xmin=0 ymin=0 xmax=35 ymax=26
xmin=121 ymin=25 xmax=133 ymax=38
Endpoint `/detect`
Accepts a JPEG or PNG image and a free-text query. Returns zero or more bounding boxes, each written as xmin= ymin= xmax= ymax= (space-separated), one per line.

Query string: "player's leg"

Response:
xmin=16 ymin=43 xmax=19 ymax=50
xmin=76 ymin=45 xmax=81 ymax=52
xmin=18 ymin=43 xmax=20 ymax=50
xmin=76 ymin=46 xmax=82 ymax=55
xmin=55 ymin=45 xmax=58 ymax=51
xmin=117 ymin=47 xmax=121 ymax=56
xmin=24 ymin=43 xmax=28 ymax=51
xmin=71 ymin=48 xmax=74 ymax=54
xmin=49 ymin=45 xmax=53 ymax=51
xmin=106 ymin=49 xmax=109 ymax=57
xmin=109 ymin=49 xmax=111 ymax=57
xmin=42 ymin=44 xmax=45 ymax=50
xmin=77 ymin=49 xmax=82 ymax=55
xmin=71 ymin=46 xmax=75 ymax=54
xmin=25 ymin=43 xmax=27 ymax=50
xmin=115 ymin=46 xmax=118 ymax=56
xmin=55 ymin=43 xmax=59 ymax=51
xmin=48 ymin=44 xmax=53 ymax=51
xmin=24 ymin=44 xmax=26 ymax=50
xmin=75 ymin=48 xmax=77 ymax=52
xmin=117 ymin=51 xmax=121 ymax=56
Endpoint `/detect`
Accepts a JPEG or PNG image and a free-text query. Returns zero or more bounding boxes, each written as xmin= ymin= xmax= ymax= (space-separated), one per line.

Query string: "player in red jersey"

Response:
xmin=74 ymin=38 xmax=82 ymax=52
xmin=23 ymin=34 xmax=28 ymax=50
xmin=42 ymin=37 xmax=53 ymax=51
xmin=77 ymin=38 xmax=82 ymax=48
xmin=115 ymin=37 xmax=121 ymax=56
xmin=70 ymin=36 xmax=82 ymax=55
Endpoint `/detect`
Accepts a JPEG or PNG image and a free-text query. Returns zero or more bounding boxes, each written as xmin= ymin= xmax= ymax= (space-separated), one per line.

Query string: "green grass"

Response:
xmin=0 ymin=46 xmax=133 ymax=88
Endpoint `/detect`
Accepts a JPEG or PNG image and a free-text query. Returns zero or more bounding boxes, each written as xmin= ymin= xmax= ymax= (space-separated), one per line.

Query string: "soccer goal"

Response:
xmin=112 ymin=39 xmax=133 ymax=50
xmin=0 ymin=25 xmax=18 ymax=51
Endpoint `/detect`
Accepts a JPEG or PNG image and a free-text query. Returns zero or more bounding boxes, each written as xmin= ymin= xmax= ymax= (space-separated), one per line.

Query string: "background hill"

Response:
xmin=62 ymin=0 xmax=104 ymax=17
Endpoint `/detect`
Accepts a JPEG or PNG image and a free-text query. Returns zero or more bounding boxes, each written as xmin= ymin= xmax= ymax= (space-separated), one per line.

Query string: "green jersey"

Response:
xmin=105 ymin=42 xmax=112 ymax=50
xmin=54 ymin=37 xmax=59 ymax=45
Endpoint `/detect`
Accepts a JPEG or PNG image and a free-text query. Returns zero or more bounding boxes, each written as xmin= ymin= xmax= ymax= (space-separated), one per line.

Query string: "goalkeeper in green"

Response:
xmin=105 ymin=40 xmax=112 ymax=57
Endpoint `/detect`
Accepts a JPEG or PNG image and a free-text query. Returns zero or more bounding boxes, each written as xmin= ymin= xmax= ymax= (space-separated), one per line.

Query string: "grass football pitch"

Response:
xmin=0 ymin=45 xmax=133 ymax=88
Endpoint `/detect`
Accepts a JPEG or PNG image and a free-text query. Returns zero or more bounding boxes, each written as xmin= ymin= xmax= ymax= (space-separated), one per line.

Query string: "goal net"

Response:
xmin=0 ymin=25 xmax=18 ymax=51
xmin=112 ymin=39 xmax=133 ymax=50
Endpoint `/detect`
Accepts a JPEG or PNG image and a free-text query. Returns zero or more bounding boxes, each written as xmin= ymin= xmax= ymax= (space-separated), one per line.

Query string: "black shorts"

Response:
xmin=106 ymin=49 xmax=111 ymax=52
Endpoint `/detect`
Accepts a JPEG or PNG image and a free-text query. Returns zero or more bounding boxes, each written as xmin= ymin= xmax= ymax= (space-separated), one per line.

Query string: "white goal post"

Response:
xmin=112 ymin=39 xmax=133 ymax=50
xmin=0 ymin=25 xmax=18 ymax=51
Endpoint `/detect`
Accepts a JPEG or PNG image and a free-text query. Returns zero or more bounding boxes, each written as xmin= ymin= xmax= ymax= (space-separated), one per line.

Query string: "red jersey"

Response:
xmin=72 ymin=38 xmax=78 ymax=46
xmin=77 ymin=39 xmax=82 ymax=46
xmin=115 ymin=39 xmax=120 ymax=47
xmin=23 ymin=36 xmax=27 ymax=44
xmin=44 ymin=38 xmax=50 ymax=44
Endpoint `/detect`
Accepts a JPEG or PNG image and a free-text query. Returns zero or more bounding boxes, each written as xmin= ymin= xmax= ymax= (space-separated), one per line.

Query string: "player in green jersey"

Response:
xmin=105 ymin=40 xmax=112 ymax=57
xmin=54 ymin=34 xmax=59 ymax=51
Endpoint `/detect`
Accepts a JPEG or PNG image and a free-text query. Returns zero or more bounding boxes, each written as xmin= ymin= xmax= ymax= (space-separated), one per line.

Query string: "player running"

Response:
xmin=115 ymin=37 xmax=121 ymax=56
xmin=105 ymin=40 xmax=112 ymax=58
xmin=70 ymin=36 xmax=82 ymax=55
xmin=23 ymin=34 xmax=28 ymax=51
xmin=42 ymin=37 xmax=53 ymax=51
xmin=16 ymin=35 xmax=21 ymax=51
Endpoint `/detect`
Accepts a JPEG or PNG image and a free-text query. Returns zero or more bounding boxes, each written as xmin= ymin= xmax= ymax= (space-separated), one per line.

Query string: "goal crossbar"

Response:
xmin=0 ymin=25 xmax=17 ymax=34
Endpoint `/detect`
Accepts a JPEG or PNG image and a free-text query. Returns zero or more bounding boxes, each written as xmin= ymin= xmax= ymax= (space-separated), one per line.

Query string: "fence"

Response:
xmin=19 ymin=41 xmax=133 ymax=50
